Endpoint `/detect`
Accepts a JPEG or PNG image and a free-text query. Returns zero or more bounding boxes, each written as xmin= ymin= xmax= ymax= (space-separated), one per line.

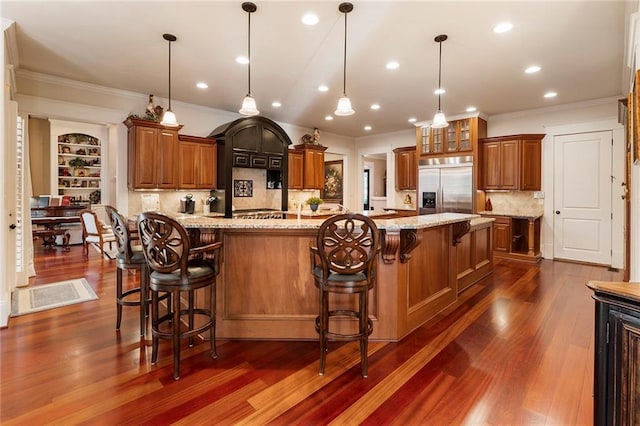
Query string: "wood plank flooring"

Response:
xmin=1 ymin=243 xmax=622 ymax=424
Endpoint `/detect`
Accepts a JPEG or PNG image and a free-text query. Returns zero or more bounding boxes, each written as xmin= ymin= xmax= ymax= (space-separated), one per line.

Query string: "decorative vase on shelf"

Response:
xmin=310 ymin=204 xmax=319 ymax=212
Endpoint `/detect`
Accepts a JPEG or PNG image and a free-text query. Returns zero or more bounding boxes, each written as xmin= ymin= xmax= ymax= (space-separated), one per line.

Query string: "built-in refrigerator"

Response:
xmin=418 ymin=156 xmax=473 ymax=214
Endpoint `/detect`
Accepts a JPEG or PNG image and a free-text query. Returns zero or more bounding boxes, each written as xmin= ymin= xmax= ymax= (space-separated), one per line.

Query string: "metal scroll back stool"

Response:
xmin=309 ymin=213 xmax=381 ymax=378
xmin=104 ymin=205 xmax=151 ymax=336
xmin=137 ymin=212 xmax=222 ymax=380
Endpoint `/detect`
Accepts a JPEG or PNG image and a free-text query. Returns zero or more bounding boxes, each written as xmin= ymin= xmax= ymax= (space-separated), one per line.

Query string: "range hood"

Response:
xmin=208 ymin=116 xmax=292 ymax=218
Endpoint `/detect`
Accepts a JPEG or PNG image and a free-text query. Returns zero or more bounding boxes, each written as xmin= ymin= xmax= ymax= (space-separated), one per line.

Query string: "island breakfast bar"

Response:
xmin=170 ymin=213 xmax=491 ymax=341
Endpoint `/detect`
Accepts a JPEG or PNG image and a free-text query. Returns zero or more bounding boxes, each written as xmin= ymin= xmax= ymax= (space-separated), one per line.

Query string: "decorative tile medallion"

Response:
xmin=234 ymin=179 xmax=253 ymax=197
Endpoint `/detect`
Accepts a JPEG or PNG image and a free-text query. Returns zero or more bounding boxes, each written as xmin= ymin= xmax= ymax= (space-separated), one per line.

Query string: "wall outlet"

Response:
xmin=533 ymin=191 xmax=545 ymax=199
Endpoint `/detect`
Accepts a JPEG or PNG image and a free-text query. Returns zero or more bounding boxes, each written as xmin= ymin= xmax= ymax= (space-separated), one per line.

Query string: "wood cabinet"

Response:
xmin=587 ymin=281 xmax=640 ymax=426
xmin=288 ymin=150 xmax=304 ymax=189
xmin=483 ymin=214 xmax=541 ymax=263
xmin=393 ymin=146 xmax=417 ymax=190
xmin=288 ymin=144 xmax=327 ymax=190
xmin=417 ymin=116 xmax=487 ymax=157
xmin=178 ymin=135 xmax=217 ymax=189
xmin=125 ymin=118 xmax=182 ymax=190
xmin=479 ymin=134 xmax=543 ymax=190
xmin=456 ymin=219 xmax=493 ymax=294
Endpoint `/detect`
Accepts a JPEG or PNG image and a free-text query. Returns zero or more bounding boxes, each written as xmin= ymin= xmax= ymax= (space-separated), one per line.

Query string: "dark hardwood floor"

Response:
xmin=1 ymin=243 xmax=622 ymax=424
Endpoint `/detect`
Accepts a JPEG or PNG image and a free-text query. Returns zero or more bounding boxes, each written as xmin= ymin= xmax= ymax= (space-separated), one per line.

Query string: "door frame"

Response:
xmin=542 ymin=119 xmax=625 ymax=268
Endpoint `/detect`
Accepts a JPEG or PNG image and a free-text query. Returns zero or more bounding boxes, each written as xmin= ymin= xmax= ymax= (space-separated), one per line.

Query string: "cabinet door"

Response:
xmin=520 ymin=139 xmax=541 ymax=190
xmin=178 ymin=141 xmax=198 ymax=189
xmin=482 ymin=142 xmax=501 ymax=190
xmin=608 ymin=309 xmax=640 ymax=426
xmin=499 ymin=140 xmax=519 ymax=190
xmin=130 ymin=126 xmax=158 ymax=189
xmin=304 ymin=150 xmax=324 ymax=189
xmin=157 ymin=129 xmax=178 ymax=189
xmin=288 ymin=151 xmax=303 ymax=189
xmin=493 ymin=219 xmax=511 ymax=252
xmin=198 ymin=144 xmax=217 ymax=189
xmin=458 ymin=119 xmax=472 ymax=152
xmin=446 ymin=121 xmax=459 ymax=152
xmin=396 ymin=150 xmax=417 ymax=190
xmin=431 ymin=128 xmax=445 ymax=154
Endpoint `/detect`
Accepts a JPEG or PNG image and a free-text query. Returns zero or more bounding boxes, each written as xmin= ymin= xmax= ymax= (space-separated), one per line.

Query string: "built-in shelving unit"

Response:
xmin=56 ymin=133 xmax=102 ymax=203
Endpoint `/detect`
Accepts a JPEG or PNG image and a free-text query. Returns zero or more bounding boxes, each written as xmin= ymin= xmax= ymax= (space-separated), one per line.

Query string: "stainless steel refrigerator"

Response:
xmin=418 ymin=156 xmax=473 ymax=214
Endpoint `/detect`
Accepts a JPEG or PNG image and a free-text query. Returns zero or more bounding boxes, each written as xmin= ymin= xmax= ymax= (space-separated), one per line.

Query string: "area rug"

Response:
xmin=10 ymin=278 xmax=98 ymax=317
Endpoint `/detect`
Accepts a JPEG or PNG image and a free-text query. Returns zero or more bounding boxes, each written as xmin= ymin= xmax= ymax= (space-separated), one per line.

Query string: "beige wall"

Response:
xmin=28 ymin=117 xmax=50 ymax=196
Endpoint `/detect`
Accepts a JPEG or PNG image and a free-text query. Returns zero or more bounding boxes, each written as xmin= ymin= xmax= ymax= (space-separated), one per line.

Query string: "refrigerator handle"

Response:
xmin=438 ymin=185 xmax=443 ymax=213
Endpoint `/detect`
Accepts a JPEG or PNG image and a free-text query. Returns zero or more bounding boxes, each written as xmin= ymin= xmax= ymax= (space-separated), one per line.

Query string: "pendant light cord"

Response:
xmin=168 ymin=39 xmax=172 ymax=110
xmin=247 ymin=11 xmax=251 ymax=96
xmin=437 ymin=39 xmax=442 ymax=111
xmin=342 ymin=11 xmax=348 ymax=96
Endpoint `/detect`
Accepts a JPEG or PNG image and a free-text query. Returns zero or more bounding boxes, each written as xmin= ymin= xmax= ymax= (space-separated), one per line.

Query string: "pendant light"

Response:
xmin=334 ymin=2 xmax=354 ymax=116
xmin=431 ymin=34 xmax=449 ymax=129
xmin=239 ymin=2 xmax=259 ymax=116
xmin=160 ymin=33 xmax=179 ymax=127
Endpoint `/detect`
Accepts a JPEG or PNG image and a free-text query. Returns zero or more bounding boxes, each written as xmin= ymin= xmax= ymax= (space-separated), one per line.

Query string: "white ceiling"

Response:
xmin=2 ymin=1 xmax=631 ymax=137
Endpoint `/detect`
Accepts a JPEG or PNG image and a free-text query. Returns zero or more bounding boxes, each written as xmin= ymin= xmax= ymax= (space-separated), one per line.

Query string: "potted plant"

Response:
xmin=68 ymin=157 xmax=89 ymax=177
xmin=306 ymin=196 xmax=323 ymax=212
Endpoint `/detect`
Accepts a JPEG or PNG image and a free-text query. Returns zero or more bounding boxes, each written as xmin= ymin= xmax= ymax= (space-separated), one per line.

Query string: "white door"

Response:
xmin=553 ymin=131 xmax=612 ymax=265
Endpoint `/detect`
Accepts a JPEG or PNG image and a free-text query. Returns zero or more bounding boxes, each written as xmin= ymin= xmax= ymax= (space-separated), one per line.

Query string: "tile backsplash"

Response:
xmin=483 ymin=191 xmax=544 ymax=216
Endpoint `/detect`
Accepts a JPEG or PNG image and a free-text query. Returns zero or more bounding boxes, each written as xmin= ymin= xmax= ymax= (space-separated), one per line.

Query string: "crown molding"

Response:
xmin=487 ymin=96 xmax=623 ymax=121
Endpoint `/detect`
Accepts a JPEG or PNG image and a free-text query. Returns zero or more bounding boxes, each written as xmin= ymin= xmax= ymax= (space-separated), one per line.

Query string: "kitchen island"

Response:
xmin=170 ymin=213 xmax=491 ymax=341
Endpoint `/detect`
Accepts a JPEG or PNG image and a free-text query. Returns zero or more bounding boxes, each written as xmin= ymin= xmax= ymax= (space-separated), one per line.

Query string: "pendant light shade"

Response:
xmin=160 ymin=33 xmax=179 ymax=127
xmin=335 ymin=2 xmax=354 ymax=116
xmin=431 ymin=34 xmax=449 ymax=129
xmin=239 ymin=2 xmax=259 ymax=116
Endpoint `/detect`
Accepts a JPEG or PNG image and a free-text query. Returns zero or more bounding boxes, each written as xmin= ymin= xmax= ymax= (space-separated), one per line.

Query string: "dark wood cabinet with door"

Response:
xmin=178 ymin=135 xmax=217 ymax=189
xmin=288 ymin=144 xmax=326 ymax=190
xmin=393 ymin=146 xmax=417 ymax=190
xmin=479 ymin=134 xmax=543 ymax=190
xmin=587 ymin=281 xmax=640 ymax=426
xmin=125 ymin=118 xmax=182 ymax=190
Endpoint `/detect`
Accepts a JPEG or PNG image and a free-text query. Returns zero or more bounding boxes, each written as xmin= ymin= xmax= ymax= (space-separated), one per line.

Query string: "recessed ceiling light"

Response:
xmin=370 ymin=103 xmax=380 ymax=110
xmin=325 ymin=115 xmax=333 ymax=121
xmin=466 ymin=106 xmax=477 ymax=112
xmin=525 ymin=65 xmax=541 ymax=74
xmin=364 ymin=125 xmax=372 ymax=131
xmin=434 ymin=88 xmax=446 ymax=95
xmin=272 ymin=101 xmax=282 ymax=108
xmin=493 ymin=22 xmax=513 ymax=34
xmin=408 ymin=117 xmax=417 ymax=123
xmin=318 ymin=85 xmax=329 ymax=92
xmin=386 ymin=61 xmax=400 ymax=70
xmin=544 ymin=91 xmax=557 ymax=98
xmin=196 ymin=82 xmax=208 ymax=89
xmin=236 ymin=56 xmax=249 ymax=64
xmin=301 ymin=13 xmax=319 ymax=26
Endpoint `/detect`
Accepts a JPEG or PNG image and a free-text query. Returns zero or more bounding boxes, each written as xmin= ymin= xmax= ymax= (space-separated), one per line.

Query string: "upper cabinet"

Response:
xmin=178 ymin=135 xmax=217 ymax=190
xmin=393 ymin=146 xmax=417 ymax=190
xmin=417 ymin=117 xmax=487 ymax=157
xmin=288 ymin=144 xmax=327 ymax=190
xmin=479 ymin=134 xmax=544 ymax=191
xmin=125 ymin=118 xmax=182 ymax=190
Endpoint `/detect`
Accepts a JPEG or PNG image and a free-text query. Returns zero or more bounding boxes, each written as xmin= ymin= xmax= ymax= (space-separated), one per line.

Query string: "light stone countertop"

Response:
xmin=478 ymin=210 xmax=543 ymax=220
xmin=282 ymin=209 xmax=396 ymax=218
xmin=167 ymin=212 xmax=479 ymax=231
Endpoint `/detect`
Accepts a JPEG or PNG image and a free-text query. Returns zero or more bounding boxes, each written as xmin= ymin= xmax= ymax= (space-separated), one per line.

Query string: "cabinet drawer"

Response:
xmin=268 ymin=155 xmax=283 ymax=170
xmin=233 ymin=152 xmax=250 ymax=167
xmin=250 ymin=154 xmax=268 ymax=168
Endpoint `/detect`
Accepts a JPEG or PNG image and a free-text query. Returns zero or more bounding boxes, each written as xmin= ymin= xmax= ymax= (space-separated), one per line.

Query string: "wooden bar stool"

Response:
xmin=309 ymin=213 xmax=381 ymax=378
xmin=137 ymin=212 xmax=222 ymax=380
xmin=105 ymin=205 xmax=151 ymax=336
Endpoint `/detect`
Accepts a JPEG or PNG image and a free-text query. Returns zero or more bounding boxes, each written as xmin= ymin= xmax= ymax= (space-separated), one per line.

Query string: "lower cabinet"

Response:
xmin=587 ymin=281 xmax=640 ymax=426
xmin=483 ymin=214 xmax=541 ymax=263
xmin=456 ymin=219 xmax=493 ymax=293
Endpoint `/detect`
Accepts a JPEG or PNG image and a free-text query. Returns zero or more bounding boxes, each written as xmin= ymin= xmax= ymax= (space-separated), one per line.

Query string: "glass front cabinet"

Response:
xmin=416 ymin=115 xmax=487 ymax=157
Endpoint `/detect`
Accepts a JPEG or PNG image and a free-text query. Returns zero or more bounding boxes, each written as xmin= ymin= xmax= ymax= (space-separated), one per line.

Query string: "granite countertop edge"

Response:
xmin=167 ymin=212 xmax=479 ymax=231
